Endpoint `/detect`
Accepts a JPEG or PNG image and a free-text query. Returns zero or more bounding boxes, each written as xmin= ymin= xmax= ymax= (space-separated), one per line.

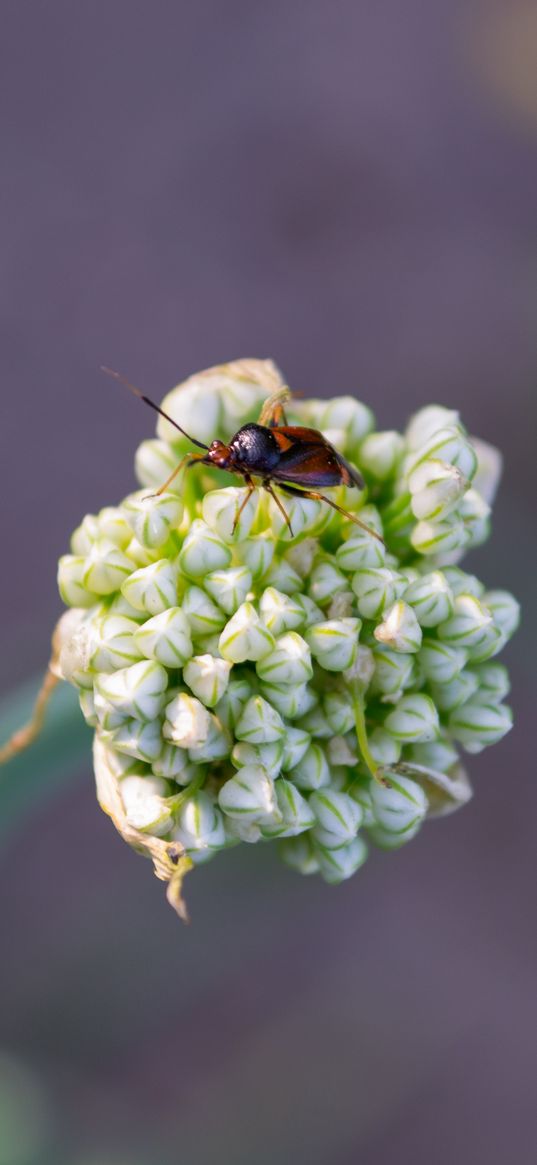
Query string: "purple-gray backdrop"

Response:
xmin=1 ymin=2 xmax=536 ymax=1163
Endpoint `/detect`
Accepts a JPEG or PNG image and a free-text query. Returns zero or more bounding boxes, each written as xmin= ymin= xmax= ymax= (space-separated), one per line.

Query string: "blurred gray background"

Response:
xmin=1 ymin=2 xmax=536 ymax=1163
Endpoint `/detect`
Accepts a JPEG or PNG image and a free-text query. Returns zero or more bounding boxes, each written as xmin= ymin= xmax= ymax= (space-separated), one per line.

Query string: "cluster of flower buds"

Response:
xmin=55 ymin=359 xmax=519 ymax=914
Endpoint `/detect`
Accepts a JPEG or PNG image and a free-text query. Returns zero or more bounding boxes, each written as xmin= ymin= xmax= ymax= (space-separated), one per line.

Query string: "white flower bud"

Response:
xmin=319 ymin=396 xmax=374 ymax=447
xmin=104 ymin=718 xmax=163 ymax=763
xmin=359 ymin=431 xmax=404 ymax=481
xmin=224 ymin=818 xmax=262 ymax=844
xmin=281 ymin=727 xmax=311 ymax=771
xmin=70 ymin=514 xmax=100 ymax=554
xmin=259 ymin=681 xmax=315 ymax=720
xmin=371 ymin=646 xmax=415 ymax=700
xmin=152 ymin=742 xmax=198 ymax=785
xmin=384 ymin=693 xmax=439 ymax=742
xmin=163 ymin=692 xmax=210 ymax=749
xmin=80 ymin=541 xmax=132 ymax=596
xmin=442 ymin=567 xmax=484 ymax=598
xmin=308 ymin=559 xmax=349 ymax=605
xmin=279 ymin=834 xmax=320 ymax=875
xmin=458 ymin=488 xmax=490 ymax=546
xmin=183 ymin=654 xmax=232 ymax=708
xmin=133 ymin=607 xmax=192 ymax=667
xmin=204 ymin=566 xmax=253 ymax=615
xmin=315 ymin=836 xmax=368 ymax=883
xmin=403 ymin=571 xmax=454 ymax=627
xmin=90 ymin=614 xmax=143 ymax=671
xmin=370 ymin=773 xmax=428 ymax=832
xmin=214 ymin=676 xmax=252 ymax=731
xmin=348 ymin=779 xmax=376 ymax=826
xmin=470 ymin=661 xmax=510 ymax=702
xmin=352 ymin=568 xmax=405 ymax=620
xmin=407 ymin=427 xmax=477 ymax=481
xmin=407 ymin=737 xmax=459 ymax=772
xmin=368 ymin=727 xmax=401 ymax=766
xmin=174 ymin=791 xmax=226 ymax=854
xmin=471 ymin=437 xmax=503 ymax=506
xmin=124 ymin=537 xmax=161 ymax=569
xmin=181 ymin=585 xmax=227 ymax=637
xmin=310 ymin=789 xmax=363 ymax=842
xmin=134 ymin=438 xmax=181 ymax=493
xmin=231 ymin=739 xmax=284 ymax=778
xmin=219 ymin=602 xmax=275 ymax=663
xmin=367 ymin=820 xmax=422 ymax=849
xmin=79 ymin=688 xmax=98 ymax=726
xmin=261 ymin=780 xmax=315 ymax=838
xmin=343 ymin=644 xmax=376 ymax=689
xmin=411 ymin=516 xmax=468 ymax=558
xmin=405 ymin=405 xmax=461 ymax=450
xmin=305 ymin=618 xmax=360 ymax=672
xmin=324 ymin=689 xmax=356 ymax=736
xmin=179 ymin=519 xmax=232 ymax=577
xmin=297 ymin=702 xmax=334 ymax=738
xmin=296 ymin=595 xmax=325 ymax=626
xmin=327 ymin=591 xmax=355 ymax=619
xmin=483 ymin=590 xmax=520 ymax=640
xmin=54 ymin=608 xmax=94 ymax=685
xmin=240 ymin=533 xmax=275 ymax=579
xmin=255 ymin=632 xmax=313 ymax=685
xmin=157 ymin=374 xmax=222 ymax=446
xmin=419 ymin=640 xmax=467 ymax=684
xmin=95 ymin=660 xmax=168 ymax=722
xmin=202 ymin=486 xmax=257 ymax=542
xmin=268 ymin=491 xmax=325 ymax=538
xmin=326 ymin=735 xmax=358 ymax=767
xmin=188 ymin=713 xmax=230 ymax=762
xmin=107 ymin=592 xmax=147 ymax=622
xmin=264 ymin=558 xmax=303 ymax=595
xmin=292 ymin=742 xmax=331 ymax=790
xmin=259 ymin=587 xmax=304 ymax=635
xmin=218 ymin=765 xmax=278 ymax=824
xmin=449 ymin=700 xmax=512 ymax=754
xmin=408 ymin=458 xmax=468 ymax=519
xmin=284 ymin=537 xmax=317 ymax=579
xmin=431 ymin=669 xmax=480 ymax=713
xmin=235 ymin=695 xmax=285 ymax=744
xmin=336 ymin=526 xmax=386 ymax=571
xmin=437 ymin=594 xmax=501 ymax=660
xmin=57 ymin=556 xmax=101 ymax=608
xmin=120 ymin=774 xmax=173 ymax=836
xmin=374 ymin=601 xmax=422 ymax=653
xmin=122 ymin=490 xmax=183 ymax=550
xmin=121 ymin=558 xmax=179 ymax=615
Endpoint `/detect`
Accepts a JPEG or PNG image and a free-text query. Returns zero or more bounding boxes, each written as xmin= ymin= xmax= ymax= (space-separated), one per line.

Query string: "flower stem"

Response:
xmin=352 ymin=684 xmax=386 ymax=786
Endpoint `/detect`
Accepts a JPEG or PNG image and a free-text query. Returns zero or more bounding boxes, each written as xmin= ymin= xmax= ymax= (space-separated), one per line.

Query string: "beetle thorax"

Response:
xmin=228 ymin=423 xmax=280 ymax=471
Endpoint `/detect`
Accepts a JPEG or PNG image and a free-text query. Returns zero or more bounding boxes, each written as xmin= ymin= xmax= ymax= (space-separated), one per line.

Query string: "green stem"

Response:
xmin=167 ymin=767 xmax=206 ymax=812
xmin=352 ymin=684 xmax=384 ymax=785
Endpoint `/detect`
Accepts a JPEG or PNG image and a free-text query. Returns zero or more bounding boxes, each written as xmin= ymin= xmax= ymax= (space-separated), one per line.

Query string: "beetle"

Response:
xmin=102 ymin=367 xmax=383 ymax=541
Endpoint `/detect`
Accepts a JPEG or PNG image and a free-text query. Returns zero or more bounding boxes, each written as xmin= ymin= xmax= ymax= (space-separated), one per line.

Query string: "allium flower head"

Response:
xmin=51 ymin=358 xmax=518 ymax=917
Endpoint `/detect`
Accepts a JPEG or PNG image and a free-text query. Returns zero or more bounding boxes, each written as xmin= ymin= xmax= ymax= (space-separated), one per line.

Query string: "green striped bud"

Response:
xmin=296 ymin=595 xmax=325 ymax=626
xmin=79 ymin=688 xmax=98 ymax=727
xmin=459 ymin=488 xmax=490 ymax=547
xmin=259 ymin=681 xmax=315 ymax=720
xmin=204 ymin=566 xmax=253 ymax=615
xmin=261 ymin=780 xmax=315 ymax=838
xmin=188 ymin=713 xmax=230 ymax=762
xmin=152 ymin=742 xmax=198 ymax=785
xmin=259 ymin=587 xmax=304 ymax=635
xmin=281 ymin=727 xmax=311 ymax=771
xmin=336 ymin=524 xmax=386 ymax=571
xmin=240 ymin=533 xmax=275 ymax=579
xmin=319 ymin=396 xmax=374 ymax=447
xmin=449 ymin=700 xmax=512 ymax=754
xmin=368 ymin=727 xmax=402 ymax=766
xmin=178 ymin=519 xmax=232 ymax=577
xmin=469 ymin=661 xmax=510 ymax=702
xmin=268 ymin=492 xmax=325 ymax=539
xmin=231 ymin=740 xmax=284 ymax=779
xmin=123 ymin=491 xmax=183 ymax=549
xmin=305 ymin=618 xmax=360 ymax=672
xmin=292 ymin=742 xmax=331 ymax=790
xmin=374 ymin=601 xmax=422 ymax=653
xmin=181 ymin=585 xmax=227 ymax=637
xmin=407 ymin=737 xmax=459 ymax=773
xmin=163 ymin=692 xmax=210 ymax=749
xmin=367 ymin=820 xmax=422 ymax=850
xmin=437 ymin=594 xmax=501 ymax=660
xmin=183 ymin=654 xmax=232 ymax=708
xmin=442 ymin=567 xmax=485 ymax=598
xmin=202 ymin=486 xmax=257 ymax=542
xmin=57 ymin=556 xmax=97 ymax=608
xmin=352 ymin=568 xmax=405 ymax=620
xmin=323 ymin=688 xmax=356 ymax=736
xmin=157 ymin=372 xmax=222 ymax=446
xmin=284 ymin=538 xmax=317 ymax=580
xmin=403 ymin=571 xmax=454 ymax=627
xmin=359 ymin=430 xmax=404 ymax=481
xmin=411 ymin=516 xmax=468 ymax=558
xmin=483 ymin=590 xmax=520 ymax=640
xmin=235 ymin=695 xmax=285 ymax=744
xmin=405 ymin=405 xmax=461 ymax=450
xmin=370 ymin=773 xmax=428 ymax=832
xmin=104 ymin=718 xmax=163 ymax=763
xmin=371 ymin=646 xmax=415 ymax=700
xmin=384 ymin=694 xmax=439 ymax=742
xmin=120 ymin=774 xmax=173 ymax=836
xmin=419 ymin=640 xmax=468 ymax=685
xmin=134 ymin=438 xmax=181 ymax=494
xmin=214 ymin=677 xmax=253 ymax=731
xmin=134 ymin=607 xmax=192 ymax=667
xmin=174 ymin=791 xmax=226 ymax=856
xmin=408 ymin=458 xmax=468 ymax=520
xmin=121 ymin=558 xmax=179 ymax=615
xmin=81 ymin=541 xmax=133 ymax=596
xmin=406 ymin=426 xmax=477 ymax=481
xmin=256 ymin=632 xmax=313 ymax=685
xmin=431 ymin=670 xmax=480 ymax=713
xmin=315 ymin=836 xmax=368 ymax=883
xmin=263 ymin=559 xmax=302 ymax=595
xmin=219 ymin=602 xmax=275 ymax=663
xmin=94 ymin=660 xmax=168 ymax=722
xmin=310 ymin=789 xmax=363 ymax=843
xmin=218 ymin=765 xmax=278 ymax=824
xmin=309 ymin=559 xmax=349 ymax=605
xmin=90 ymin=614 xmax=143 ymax=671
xmin=279 ymin=834 xmax=320 ymax=875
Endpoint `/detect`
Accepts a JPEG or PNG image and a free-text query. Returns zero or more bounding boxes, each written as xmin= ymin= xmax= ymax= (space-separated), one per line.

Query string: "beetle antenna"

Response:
xmin=101 ymin=366 xmax=210 ymax=452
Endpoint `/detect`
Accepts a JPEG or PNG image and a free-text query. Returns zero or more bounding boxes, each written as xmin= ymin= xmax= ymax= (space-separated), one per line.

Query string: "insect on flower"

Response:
xmin=102 ymin=367 xmax=384 ymax=541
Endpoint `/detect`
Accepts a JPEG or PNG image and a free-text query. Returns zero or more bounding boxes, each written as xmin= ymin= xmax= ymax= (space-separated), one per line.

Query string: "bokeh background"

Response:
xmin=1 ymin=2 xmax=536 ymax=1162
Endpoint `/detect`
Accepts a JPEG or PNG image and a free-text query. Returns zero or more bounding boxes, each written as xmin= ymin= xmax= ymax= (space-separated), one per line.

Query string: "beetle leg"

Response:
xmin=151 ymin=453 xmax=207 ymax=497
xmin=258 ymin=387 xmax=291 ymax=428
xmin=278 ymin=484 xmax=384 ymax=544
xmin=263 ymin=479 xmax=294 ymax=537
xmin=232 ymin=474 xmax=256 ymax=533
